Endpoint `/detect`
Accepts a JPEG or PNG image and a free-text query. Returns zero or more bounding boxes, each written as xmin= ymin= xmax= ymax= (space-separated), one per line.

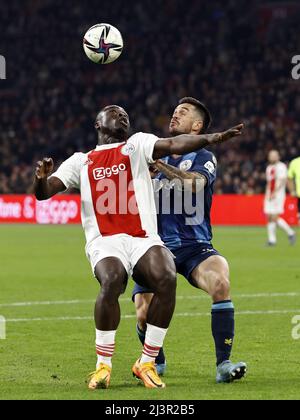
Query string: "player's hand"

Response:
xmin=149 ymin=165 xmax=159 ymax=178
xmin=35 ymin=158 xmax=54 ymax=180
xmin=207 ymin=124 xmax=244 ymax=145
xmin=152 ymin=160 xmax=165 ymax=170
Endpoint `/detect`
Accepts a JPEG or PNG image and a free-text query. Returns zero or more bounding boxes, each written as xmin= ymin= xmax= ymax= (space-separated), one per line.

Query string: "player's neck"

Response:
xmin=97 ymin=133 xmax=126 ymax=146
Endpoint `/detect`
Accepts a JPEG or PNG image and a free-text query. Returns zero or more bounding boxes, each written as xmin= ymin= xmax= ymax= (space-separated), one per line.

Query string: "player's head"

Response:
xmin=169 ymin=97 xmax=212 ymax=136
xmin=95 ymin=105 xmax=130 ymax=143
xmin=268 ymin=150 xmax=280 ymax=164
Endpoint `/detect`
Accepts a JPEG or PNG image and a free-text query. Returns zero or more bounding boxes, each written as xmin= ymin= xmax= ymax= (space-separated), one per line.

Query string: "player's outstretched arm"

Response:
xmin=33 ymin=158 xmax=66 ymax=200
xmin=153 ymin=124 xmax=244 ymax=160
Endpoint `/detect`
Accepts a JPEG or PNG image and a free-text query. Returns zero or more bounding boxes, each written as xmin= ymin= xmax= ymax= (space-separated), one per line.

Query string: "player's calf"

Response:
xmin=89 ymin=259 xmax=127 ymax=389
xmin=135 ymin=293 xmax=167 ymax=375
xmin=140 ymin=258 xmax=177 ymax=329
xmin=132 ymin=246 xmax=177 ymax=387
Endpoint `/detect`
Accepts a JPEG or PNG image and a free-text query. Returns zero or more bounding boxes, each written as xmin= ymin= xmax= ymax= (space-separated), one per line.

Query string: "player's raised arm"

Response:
xmin=152 ymin=124 xmax=244 ymax=160
xmin=33 ymin=158 xmax=66 ymax=200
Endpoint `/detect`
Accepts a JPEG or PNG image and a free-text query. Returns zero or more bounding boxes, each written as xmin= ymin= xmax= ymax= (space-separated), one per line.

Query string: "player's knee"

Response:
xmin=210 ymin=272 xmax=230 ymax=300
xmin=153 ymin=266 xmax=177 ymax=297
xmin=99 ymin=272 xmax=126 ymax=299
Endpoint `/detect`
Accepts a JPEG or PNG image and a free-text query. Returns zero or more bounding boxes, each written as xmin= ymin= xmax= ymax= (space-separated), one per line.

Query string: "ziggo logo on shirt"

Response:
xmin=93 ymin=164 xmax=127 ymax=180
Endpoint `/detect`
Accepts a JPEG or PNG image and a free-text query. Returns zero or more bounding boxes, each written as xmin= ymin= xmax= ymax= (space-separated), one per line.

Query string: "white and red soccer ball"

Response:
xmin=83 ymin=23 xmax=123 ymax=64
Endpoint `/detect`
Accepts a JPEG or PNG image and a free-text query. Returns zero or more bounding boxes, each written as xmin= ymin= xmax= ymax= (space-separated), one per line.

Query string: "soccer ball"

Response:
xmin=83 ymin=23 xmax=123 ymax=64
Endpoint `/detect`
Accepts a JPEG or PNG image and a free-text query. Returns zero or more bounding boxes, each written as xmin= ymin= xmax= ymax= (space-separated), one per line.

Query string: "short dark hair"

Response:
xmin=95 ymin=105 xmax=125 ymax=124
xmin=178 ymin=97 xmax=212 ymax=133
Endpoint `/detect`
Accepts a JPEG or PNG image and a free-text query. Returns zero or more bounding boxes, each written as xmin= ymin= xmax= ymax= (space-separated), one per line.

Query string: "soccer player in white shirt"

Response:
xmin=264 ymin=150 xmax=296 ymax=246
xmin=33 ymin=105 xmax=243 ymax=390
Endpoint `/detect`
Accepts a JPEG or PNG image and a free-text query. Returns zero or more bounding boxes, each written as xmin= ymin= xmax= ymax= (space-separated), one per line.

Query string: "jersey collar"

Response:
xmin=95 ymin=142 xmax=126 ymax=151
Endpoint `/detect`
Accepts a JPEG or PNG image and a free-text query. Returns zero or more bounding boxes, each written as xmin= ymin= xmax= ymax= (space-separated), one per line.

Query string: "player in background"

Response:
xmin=133 ymin=98 xmax=247 ymax=384
xmin=33 ymin=104 xmax=243 ymax=390
xmin=264 ymin=150 xmax=296 ymax=246
xmin=287 ymin=155 xmax=300 ymax=225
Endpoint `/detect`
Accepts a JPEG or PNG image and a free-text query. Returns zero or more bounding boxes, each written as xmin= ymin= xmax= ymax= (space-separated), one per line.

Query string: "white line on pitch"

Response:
xmin=0 ymin=299 xmax=94 ymax=308
xmin=5 ymin=309 xmax=300 ymax=323
xmin=0 ymin=292 xmax=300 ymax=308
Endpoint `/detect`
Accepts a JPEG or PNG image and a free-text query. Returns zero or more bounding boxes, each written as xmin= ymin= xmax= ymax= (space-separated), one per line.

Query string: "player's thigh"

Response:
xmin=190 ymin=255 xmax=230 ymax=294
xmin=95 ymin=257 xmax=128 ymax=295
xmin=133 ymin=246 xmax=176 ymax=292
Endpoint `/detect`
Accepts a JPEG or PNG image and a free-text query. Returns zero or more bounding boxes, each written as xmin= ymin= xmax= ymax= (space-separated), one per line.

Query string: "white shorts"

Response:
xmin=86 ymin=234 xmax=167 ymax=277
xmin=264 ymin=197 xmax=285 ymax=215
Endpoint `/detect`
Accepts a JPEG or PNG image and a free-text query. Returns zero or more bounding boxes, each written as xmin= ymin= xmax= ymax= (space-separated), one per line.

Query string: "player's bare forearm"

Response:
xmin=33 ymin=158 xmax=65 ymax=200
xmin=154 ymin=160 xmax=207 ymax=193
xmin=32 ymin=177 xmax=64 ymax=201
xmin=33 ymin=178 xmax=49 ymax=200
xmin=153 ymin=124 xmax=244 ymax=159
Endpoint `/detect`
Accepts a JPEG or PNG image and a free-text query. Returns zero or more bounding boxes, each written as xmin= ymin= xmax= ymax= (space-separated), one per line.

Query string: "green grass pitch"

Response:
xmin=0 ymin=225 xmax=299 ymax=400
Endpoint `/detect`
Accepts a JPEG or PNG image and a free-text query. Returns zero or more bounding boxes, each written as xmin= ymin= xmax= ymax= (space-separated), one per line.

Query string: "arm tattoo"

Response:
xmin=154 ymin=161 xmax=207 ymax=193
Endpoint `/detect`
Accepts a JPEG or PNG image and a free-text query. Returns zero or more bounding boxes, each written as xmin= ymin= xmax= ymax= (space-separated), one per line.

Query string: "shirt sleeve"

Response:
xmin=130 ymin=132 xmax=159 ymax=164
xmin=288 ymin=161 xmax=295 ymax=179
xmin=50 ymin=153 xmax=83 ymax=190
xmin=190 ymin=152 xmax=217 ymax=186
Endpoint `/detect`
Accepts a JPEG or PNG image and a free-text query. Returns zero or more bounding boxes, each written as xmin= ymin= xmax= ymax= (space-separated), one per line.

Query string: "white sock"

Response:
xmin=267 ymin=222 xmax=277 ymax=244
xmin=140 ymin=324 xmax=168 ymax=364
xmin=95 ymin=329 xmax=116 ymax=369
xmin=277 ymin=218 xmax=294 ymax=236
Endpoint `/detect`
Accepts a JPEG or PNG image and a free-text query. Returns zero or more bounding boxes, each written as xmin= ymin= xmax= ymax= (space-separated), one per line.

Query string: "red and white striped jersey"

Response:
xmin=266 ymin=162 xmax=287 ymax=197
xmin=51 ymin=132 xmax=159 ymax=246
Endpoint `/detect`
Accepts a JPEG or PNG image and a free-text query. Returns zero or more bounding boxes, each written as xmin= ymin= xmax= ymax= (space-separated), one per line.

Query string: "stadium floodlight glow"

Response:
xmin=0 ymin=55 xmax=6 ymax=80
xmin=0 ymin=316 xmax=6 ymax=339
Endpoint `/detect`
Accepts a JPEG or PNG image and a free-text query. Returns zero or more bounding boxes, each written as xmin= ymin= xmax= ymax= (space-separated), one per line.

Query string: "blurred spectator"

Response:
xmin=1 ymin=0 xmax=300 ymax=194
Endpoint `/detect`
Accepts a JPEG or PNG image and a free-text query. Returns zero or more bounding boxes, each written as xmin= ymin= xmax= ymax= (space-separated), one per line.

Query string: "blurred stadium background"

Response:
xmin=1 ymin=0 xmax=300 ymax=401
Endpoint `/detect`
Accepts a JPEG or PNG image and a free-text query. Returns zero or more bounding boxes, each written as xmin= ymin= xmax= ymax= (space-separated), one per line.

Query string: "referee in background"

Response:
xmin=288 ymin=156 xmax=300 ymax=225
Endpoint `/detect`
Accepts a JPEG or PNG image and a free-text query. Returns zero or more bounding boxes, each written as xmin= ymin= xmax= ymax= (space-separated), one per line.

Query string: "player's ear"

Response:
xmin=192 ymin=120 xmax=203 ymax=134
xmin=95 ymin=120 xmax=101 ymax=130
